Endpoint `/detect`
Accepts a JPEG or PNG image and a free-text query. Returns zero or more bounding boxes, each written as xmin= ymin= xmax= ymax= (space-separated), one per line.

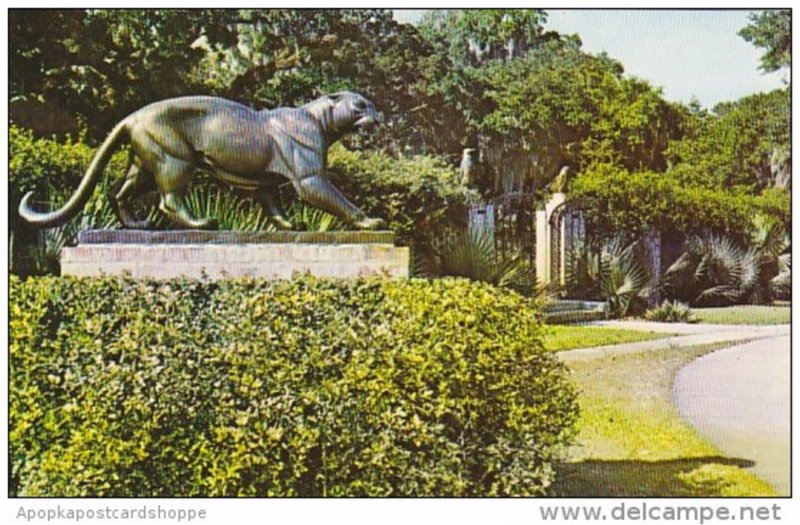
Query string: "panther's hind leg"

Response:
xmin=109 ymin=163 xmax=156 ymax=229
xmin=154 ymin=155 xmax=217 ymax=230
xmin=257 ymin=189 xmax=293 ymax=230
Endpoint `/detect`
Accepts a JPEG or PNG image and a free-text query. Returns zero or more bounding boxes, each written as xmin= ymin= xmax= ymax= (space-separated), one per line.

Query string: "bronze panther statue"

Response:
xmin=19 ymin=92 xmax=385 ymax=230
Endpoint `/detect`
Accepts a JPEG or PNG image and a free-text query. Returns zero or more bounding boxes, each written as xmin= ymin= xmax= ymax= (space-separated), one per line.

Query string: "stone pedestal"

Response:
xmin=61 ymin=230 xmax=410 ymax=280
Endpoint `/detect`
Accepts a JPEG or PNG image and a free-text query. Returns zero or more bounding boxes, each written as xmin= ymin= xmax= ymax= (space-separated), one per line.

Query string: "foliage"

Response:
xmin=9 ymin=126 xmax=129 ymax=275
xmin=419 ymin=10 xmax=554 ymax=67
xmin=422 ymin=229 xmax=534 ymax=293
xmin=284 ymin=202 xmax=344 ymax=232
xmin=9 ymin=125 xmax=128 ymax=198
xmin=15 ymin=185 xmax=118 ymax=276
xmin=9 ymin=9 xmax=469 ymax=154
xmin=739 ymin=10 xmax=791 ymax=73
xmin=661 ymin=228 xmax=789 ymax=307
xmin=662 ymin=235 xmax=756 ymax=306
xmin=467 ymin=40 xmax=685 ymax=193
xmin=565 ymin=237 xmax=650 ymax=318
xmin=666 ymin=89 xmax=790 ymax=191
xmin=184 ymin=187 xmax=344 ymax=232
xmin=184 ymin=186 xmax=271 ymax=232
xmin=326 ymin=144 xmax=475 ymax=253
xmin=599 ymin=239 xmax=651 ymax=318
xmin=9 ymin=10 xmax=231 ymax=136
xmin=571 ymin=164 xmax=777 ymax=241
xmin=644 ymin=300 xmax=695 ymax=323
xmin=770 ymin=251 xmax=791 ymax=301
xmin=10 ymin=275 xmax=578 ymax=496
xmin=10 ymin=126 xmax=471 ymax=273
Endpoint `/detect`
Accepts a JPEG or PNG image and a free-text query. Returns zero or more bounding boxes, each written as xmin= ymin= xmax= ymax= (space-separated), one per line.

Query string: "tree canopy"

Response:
xmin=739 ymin=10 xmax=791 ymax=73
xmin=9 ymin=8 xmax=790 ymax=236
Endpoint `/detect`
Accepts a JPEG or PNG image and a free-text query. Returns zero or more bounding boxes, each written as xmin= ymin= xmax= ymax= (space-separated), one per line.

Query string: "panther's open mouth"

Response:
xmin=354 ymin=109 xmax=382 ymax=130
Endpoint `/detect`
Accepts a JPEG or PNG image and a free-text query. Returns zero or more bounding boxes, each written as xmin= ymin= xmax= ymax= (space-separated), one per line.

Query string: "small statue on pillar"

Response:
xmin=460 ymin=148 xmax=478 ymax=187
xmin=551 ymin=165 xmax=571 ymax=193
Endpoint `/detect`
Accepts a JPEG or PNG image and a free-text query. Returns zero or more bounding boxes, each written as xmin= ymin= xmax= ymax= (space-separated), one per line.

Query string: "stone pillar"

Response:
xmin=535 ymin=192 xmax=566 ymax=286
xmin=642 ymin=226 xmax=662 ymax=307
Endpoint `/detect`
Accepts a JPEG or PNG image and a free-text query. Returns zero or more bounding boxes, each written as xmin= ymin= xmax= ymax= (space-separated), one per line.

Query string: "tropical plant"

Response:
xmin=183 ymin=186 xmax=271 ymax=231
xmin=284 ymin=201 xmax=344 ymax=232
xmin=644 ymin=300 xmax=695 ymax=323
xmin=600 ymin=238 xmax=651 ymax=318
xmin=424 ymin=228 xmax=535 ymax=294
xmin=770 ymin=252 xmax=791 ymax=300
xmin=660 ymin=226 xmax=790 ymax=306
xmin=565 ymin=237 xmax=650 ymax=317
xmin=662 ymin=235 xmax=752 ymax=306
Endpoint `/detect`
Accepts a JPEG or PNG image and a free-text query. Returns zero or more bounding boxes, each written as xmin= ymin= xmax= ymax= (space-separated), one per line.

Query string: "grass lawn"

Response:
xmin=542 ymin=325 xmax=668 ymax=352
xmin=552 ymin=341 xmax=776 ymax=497
xmin=693 ymin=305 xmax=790 ymax=325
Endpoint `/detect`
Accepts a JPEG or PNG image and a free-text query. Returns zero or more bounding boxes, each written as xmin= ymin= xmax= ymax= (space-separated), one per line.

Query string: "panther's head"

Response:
xmin=327 ymin=91 xmax=382 ymax=133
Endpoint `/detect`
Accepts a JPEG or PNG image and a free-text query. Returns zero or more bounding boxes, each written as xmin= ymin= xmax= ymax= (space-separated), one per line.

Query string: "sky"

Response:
xmin=392 ymin=9 xmax=786 ymax=108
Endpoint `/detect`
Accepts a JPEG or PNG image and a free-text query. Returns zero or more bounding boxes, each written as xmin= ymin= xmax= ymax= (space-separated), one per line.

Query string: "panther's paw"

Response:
xmin=272 ymin=216 xmax=294 ymax=230
xmin=193 ymin=217 xmax=219 ymax=230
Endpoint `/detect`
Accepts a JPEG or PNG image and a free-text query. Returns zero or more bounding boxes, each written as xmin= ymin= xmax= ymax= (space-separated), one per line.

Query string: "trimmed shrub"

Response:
xmin=10 ymin=275 xmax=577 ymax=497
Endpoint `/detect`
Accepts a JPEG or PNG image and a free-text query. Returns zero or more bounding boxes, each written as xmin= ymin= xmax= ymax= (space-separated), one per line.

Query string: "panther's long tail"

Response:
xmin=18 ymin=119 xmax=130 ymax=229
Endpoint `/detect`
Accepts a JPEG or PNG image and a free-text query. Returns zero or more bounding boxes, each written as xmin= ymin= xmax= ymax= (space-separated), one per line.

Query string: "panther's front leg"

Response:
xmin=294 ymin=174 xmax=384 ymax=230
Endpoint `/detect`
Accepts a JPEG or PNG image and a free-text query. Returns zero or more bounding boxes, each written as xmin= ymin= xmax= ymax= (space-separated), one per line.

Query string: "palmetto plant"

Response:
xmin=184 ymin=187 xmax=345 ymax=232
xmin=662 ymin=226 xmax=790 ymax=306
xmin=644 ymin=300 xmax=695 ymax=323
xmin=184 ymin=186 xmax=272 ymax=231
xmin=284 ymin=201 xmax=344 ymax=232
xmin=565 ymin=237 xmax=650 ymax=317
xmin=770 ymin=251 xmax=791 ymax=300
xmin=426 ymin=228 xmax=536 ymax=293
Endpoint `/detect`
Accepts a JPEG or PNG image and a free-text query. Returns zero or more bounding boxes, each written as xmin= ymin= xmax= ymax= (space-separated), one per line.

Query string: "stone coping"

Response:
xmin=77 ymin=229 xmax=397 ymax=245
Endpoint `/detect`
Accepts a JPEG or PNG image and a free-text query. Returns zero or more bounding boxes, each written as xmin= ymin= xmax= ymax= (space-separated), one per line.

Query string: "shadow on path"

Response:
xmin=552 ymin=456 xmax=756 ymax=497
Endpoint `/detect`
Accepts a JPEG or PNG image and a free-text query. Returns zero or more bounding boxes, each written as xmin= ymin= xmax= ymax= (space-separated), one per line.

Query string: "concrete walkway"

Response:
xmin=558 ymin=320 xmax=791 ymax=495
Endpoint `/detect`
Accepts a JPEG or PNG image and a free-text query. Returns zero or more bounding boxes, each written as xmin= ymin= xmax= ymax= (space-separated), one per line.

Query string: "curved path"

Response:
xmin=558 ymin=321 xmax=790 ymax=495
xmin=673 ymin=335 xmax=790 ymax=495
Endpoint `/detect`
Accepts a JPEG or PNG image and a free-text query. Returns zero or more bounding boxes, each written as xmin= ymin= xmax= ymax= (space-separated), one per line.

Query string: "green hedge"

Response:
xmin=10 ymin=275 xmax=577 ymax=496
